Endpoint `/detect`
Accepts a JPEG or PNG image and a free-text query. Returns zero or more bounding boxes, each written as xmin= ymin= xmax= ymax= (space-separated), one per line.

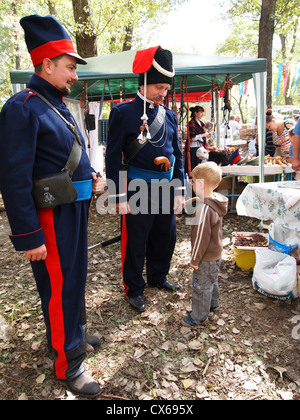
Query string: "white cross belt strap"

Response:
xmin=149 ymin=106 xmax=166 ymax=138
xmin=125 ymin=105 xmax=166 ymax=164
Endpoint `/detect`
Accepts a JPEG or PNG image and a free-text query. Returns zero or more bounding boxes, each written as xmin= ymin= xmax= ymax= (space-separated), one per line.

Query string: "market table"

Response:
xmin=223 ymin=139 xmax=248 ymax=147
xmin=236 ymin=180 xmax=300 ymax=231
xmin=221 ymin=164 xmax=295 ymax=212
xmin=222 ymin=164 xmax=294 ymax=178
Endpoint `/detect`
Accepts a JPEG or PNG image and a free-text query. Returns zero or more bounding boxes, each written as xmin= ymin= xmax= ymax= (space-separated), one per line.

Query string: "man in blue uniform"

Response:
xmin=0 ymin=15 xmax=104 ymax=398
xmin=106 ymin=46 xmax=185 ymax=312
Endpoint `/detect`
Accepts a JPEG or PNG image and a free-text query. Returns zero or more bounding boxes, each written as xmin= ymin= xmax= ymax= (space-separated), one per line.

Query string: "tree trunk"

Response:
xmin=12 ymin=1 xmax=21 ymax=69
xmin=47 ymin=0 xmax=57 ymax=16
xmin=122 ymin=4 xmax=134 ymax=51
xmin=123 ymin=23 xmax=133 ymax=51
xmin=72 ymin=0 xmax=98 ymax=58
xmin=258 ymin=0 xmax=276 ymax=108
xmin=279 ymin=20 xmax=298 ymax=106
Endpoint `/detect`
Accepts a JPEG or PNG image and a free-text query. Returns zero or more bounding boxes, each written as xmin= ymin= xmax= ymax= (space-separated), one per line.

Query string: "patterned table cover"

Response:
xmin=236 ymin=181 xmax=300 ymax=231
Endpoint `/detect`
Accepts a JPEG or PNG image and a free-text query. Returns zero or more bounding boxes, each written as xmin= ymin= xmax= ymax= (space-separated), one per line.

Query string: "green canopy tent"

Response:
xmin=10 ymin=50 xmax=267 ymax=179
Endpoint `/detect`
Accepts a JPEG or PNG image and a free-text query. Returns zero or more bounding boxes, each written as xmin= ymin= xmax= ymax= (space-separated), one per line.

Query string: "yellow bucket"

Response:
xmin=233 ymin=232 xmax=269 ymax=271
xmin=234 ymin=247 xmax=256 ymax=271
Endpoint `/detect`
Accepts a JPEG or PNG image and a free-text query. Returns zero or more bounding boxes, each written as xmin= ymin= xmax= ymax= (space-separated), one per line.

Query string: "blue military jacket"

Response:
xmin=105 ymin=91 xmax=185 ymax=201
xmin=0 ymin=73 xmax=93 ymax=251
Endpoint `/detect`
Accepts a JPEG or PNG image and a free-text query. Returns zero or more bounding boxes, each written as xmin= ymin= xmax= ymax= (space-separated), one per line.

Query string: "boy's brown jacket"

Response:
xmin=191 ymin=192 xmax=228 ymax=266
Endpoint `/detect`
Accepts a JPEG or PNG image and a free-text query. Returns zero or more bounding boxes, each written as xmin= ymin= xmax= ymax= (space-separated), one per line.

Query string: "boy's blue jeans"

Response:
xmin=191 ymin=259 xmax=221 ymax=323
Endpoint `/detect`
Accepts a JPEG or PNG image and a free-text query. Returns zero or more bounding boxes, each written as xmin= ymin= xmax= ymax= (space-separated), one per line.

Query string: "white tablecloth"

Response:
xmin=224 ymin=140 xmax=247 ymax=147
xmin=222 ymin=164 xmax=294 ymax=176
xmin=236 ymin=181 xmax=300 ymax=231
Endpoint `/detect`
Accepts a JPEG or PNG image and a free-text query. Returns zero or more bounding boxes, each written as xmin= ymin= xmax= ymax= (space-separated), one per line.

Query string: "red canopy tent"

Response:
xmin=103 ymin=90 xmax=224 ymax=104
xmin=170 ymin=91 xmax=224 ymax=103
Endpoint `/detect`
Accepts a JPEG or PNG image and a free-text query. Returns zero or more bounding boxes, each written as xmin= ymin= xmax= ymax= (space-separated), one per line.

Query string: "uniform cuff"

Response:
xmin=9 ymin=227 xmax=46 ymax=251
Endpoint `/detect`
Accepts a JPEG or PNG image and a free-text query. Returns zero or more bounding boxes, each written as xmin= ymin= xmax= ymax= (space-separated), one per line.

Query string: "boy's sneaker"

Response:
xmin=182 ymin=314 xmax=206 ymax=327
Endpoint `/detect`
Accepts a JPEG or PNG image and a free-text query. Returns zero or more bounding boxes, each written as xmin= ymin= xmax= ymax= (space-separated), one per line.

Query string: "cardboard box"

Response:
xmin=215 ymin=178 xmax=246 ymax=209
xmin=216 ymin=176 xmax=236 ymax=193
xmin=239 ymin=128 xmax=256 ymax=140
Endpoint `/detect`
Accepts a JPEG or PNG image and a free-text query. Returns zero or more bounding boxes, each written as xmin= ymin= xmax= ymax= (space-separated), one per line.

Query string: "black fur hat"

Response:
xmin=137 ymin=48 xmax=175 ymax=86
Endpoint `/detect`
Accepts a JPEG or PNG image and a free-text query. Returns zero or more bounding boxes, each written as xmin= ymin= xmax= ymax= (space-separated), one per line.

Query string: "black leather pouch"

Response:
xmin=32 ymin=171 xmax=78 ymax=209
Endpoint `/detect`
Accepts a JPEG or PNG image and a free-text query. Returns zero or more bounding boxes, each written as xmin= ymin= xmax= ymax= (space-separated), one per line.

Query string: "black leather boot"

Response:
xmin=149 ymin=278 xmax=181 ymax=291
xmin=129 ymin=295 xmax=146 ymax=312
xmin=87 ymin=334 xmax=101 ymax=350
xmin=82 ymin=324 xmax=101 ymax=350
xmin=66 ymin=367 xmax=101 ymax=399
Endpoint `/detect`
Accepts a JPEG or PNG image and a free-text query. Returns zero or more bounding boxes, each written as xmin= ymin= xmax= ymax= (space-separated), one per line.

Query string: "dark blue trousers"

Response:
xmin=121 ymin=182 xmax=176 ymax=298
xmin=30 ymin=201 xmax=90 ymax=380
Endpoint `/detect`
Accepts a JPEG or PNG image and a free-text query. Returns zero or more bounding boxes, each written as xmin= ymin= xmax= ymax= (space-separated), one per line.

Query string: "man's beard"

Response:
xmin=60 ymin=81 xmax=73 ymax=96
xmin=61 ymin=86 xmax=71 ymax=96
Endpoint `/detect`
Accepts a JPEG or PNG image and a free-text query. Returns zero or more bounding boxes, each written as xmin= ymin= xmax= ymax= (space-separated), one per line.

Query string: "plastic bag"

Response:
xmin=252 ymin=248 xmax=298 ymax=301
xmin=196 ymin=146 xmax=209 ymax=161
xmin=268 ymin=219 xmax=299 ymax=255
xmin=269 ymin=235 xmax=298 ymax=256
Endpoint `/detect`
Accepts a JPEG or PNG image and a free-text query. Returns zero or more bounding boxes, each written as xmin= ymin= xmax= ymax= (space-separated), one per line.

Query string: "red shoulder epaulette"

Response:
xmin=23 ymin=92 xmax=36 ymax=105
xmin=12 ymin=89 xmax=36 ymax=105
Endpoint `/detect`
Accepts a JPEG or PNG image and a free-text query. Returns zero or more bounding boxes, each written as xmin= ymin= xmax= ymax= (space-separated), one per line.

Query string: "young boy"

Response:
xmin=183 ymin=162 xmax=228 ymax=327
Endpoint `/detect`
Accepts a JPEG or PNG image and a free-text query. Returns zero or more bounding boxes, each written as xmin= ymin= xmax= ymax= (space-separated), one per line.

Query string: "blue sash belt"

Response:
xmin=128 ymin=158 xmax=175 ymax=183
xmin=73 ymin=179 xmax=93 ymax=201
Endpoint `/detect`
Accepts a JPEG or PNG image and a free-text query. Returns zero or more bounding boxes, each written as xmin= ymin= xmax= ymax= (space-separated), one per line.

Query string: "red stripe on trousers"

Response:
xmin=121 ymin=214 xmax=129 ymax=296
xmin=38 ymin=208 xmax=68 ymax=380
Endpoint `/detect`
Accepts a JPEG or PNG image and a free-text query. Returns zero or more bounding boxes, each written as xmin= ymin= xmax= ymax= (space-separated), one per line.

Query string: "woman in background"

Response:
xmin=187 ymin=106 xmax=210 ymax=170
xmin=266 ymin=109 xmax=294 ymax=160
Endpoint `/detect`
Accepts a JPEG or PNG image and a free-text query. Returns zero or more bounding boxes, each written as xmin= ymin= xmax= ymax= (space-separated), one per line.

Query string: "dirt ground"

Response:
xmin=0 ymin=199 xmax=299 ymax=401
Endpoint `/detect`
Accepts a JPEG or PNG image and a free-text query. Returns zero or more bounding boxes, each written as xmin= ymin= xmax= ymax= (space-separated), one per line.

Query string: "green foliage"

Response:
xmin=216 ymin=0 xmax=300 ymax=105
xmin=218 ymin=0 xmax=300 ymax=57
xmin=215 ymin=20 xmax=258 ymax=58
xmin=0 ymin=0 xmax=186 ymax=104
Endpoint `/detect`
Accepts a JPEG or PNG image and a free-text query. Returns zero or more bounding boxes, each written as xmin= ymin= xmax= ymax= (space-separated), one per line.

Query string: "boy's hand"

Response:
xmin=174 ymin=195 xmax=185 ymax=215
xmin=190 ymin=263 xmax=198 ymax=270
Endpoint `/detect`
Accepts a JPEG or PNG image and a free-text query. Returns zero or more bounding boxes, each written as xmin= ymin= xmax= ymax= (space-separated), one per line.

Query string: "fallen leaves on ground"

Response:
xmin=0 ymin=202 xmax=299 ymax=400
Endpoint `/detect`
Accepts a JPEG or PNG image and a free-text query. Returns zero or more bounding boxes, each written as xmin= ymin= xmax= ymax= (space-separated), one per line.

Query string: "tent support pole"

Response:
xmin=215 ymin=90 xmax=220 ymax=147
xmin=253 ymin=71 xmax=267 ymax=183
xmin=107 ymin=80 xmax=115 ymax=106
xmin=98 ymin=81 xmax=107 ymax=120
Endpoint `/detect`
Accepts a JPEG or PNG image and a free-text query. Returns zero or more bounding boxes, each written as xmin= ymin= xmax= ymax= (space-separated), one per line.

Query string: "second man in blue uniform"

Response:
xmin=106 ymin=46 xmax=185 ymax=312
